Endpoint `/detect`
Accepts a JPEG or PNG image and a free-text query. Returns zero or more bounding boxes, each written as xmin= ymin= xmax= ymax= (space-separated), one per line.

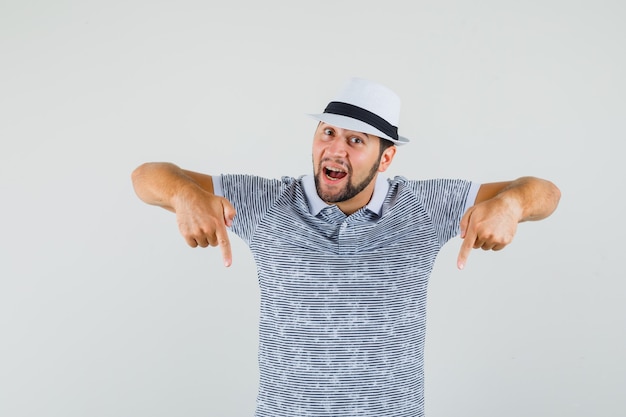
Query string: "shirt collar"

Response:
xmin=302 ymin=174 xmax=389 ymax=217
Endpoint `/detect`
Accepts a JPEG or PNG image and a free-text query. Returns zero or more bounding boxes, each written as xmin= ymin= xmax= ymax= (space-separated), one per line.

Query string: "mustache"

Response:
xmin=319 ymin=158 xmax=352 ymax=174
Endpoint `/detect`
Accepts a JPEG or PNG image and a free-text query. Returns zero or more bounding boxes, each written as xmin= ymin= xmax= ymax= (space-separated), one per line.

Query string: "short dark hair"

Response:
xmin=379 ymin=138 xmax=395 ymax=158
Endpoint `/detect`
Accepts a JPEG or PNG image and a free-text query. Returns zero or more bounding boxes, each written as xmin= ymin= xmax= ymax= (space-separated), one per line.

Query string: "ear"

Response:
xmin=378 ymin=145 xmax=397 ymax=172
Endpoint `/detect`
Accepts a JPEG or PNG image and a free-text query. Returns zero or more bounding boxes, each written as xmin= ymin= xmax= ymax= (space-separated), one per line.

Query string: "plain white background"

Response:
xmin=1 ymin=1 xmax=624 ymax=416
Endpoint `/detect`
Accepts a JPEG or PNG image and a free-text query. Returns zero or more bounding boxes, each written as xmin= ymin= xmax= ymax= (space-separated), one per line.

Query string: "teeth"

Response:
xmin=326 ymin=166 xmax=345 ymax=173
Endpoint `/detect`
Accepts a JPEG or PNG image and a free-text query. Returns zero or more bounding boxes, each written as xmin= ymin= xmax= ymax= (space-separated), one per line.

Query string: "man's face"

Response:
xmin=312 ymin=122 xmax=395 ymax=213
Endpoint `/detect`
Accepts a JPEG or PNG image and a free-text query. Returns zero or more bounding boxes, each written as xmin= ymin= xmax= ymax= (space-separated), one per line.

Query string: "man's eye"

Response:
xmin=324 ymin=128 xmax=333 ymax=135
xmin=350 ymin=137 xmax=363 ymax=144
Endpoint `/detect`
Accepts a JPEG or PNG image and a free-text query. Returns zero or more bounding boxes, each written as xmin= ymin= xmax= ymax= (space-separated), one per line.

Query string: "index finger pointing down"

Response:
xmin=457 ymin=228 xmax=476 ymax=270
xmin=214 ymin=222 xmax=232 ymax=267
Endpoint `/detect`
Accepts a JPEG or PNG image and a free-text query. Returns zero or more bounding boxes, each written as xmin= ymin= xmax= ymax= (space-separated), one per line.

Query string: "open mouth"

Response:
xmin=324 ymin=166 xmax=348 ymax=181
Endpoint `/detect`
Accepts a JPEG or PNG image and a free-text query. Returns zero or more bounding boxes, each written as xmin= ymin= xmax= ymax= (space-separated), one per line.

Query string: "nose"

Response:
xmin=326 ymin=136 xmax=349 ymax=157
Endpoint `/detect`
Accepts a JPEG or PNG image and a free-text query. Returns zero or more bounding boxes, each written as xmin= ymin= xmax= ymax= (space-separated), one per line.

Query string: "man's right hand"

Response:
xmin=173 ymin=184 xmax=237 ymax=267
xmin=131 ymin=162 xmax=237 ymax=267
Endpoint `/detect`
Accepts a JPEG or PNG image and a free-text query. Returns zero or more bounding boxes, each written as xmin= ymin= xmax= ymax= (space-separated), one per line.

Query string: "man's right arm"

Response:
xmin=131 ymin=162 xmax=236 ymax=267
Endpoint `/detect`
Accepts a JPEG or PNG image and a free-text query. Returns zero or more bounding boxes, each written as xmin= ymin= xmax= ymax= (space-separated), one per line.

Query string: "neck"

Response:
xmin=334 ymin=179 xmax=377 ymax=215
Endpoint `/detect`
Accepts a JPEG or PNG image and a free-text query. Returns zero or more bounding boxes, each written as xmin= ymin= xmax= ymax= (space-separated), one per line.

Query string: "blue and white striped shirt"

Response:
xmin=214 ymin=174 xmax=477 ymax=417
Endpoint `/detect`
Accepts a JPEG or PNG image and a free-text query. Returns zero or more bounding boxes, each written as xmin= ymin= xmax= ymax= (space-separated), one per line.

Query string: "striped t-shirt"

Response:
xmin=214 ymin=174 xmax=476 ymax=417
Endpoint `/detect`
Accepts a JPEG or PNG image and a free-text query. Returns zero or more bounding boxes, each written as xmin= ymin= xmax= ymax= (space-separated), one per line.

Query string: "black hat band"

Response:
xmin=323 ymin=101 xmax=399 ymax=140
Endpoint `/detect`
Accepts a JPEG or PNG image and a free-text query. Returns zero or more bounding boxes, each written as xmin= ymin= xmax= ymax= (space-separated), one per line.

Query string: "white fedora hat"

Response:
xmin=308 ymin=77 xmax=410 ymax=145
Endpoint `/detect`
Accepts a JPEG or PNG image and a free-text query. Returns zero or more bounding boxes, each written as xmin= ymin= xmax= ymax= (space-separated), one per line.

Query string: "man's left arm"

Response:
xmin=457 ymin=176 xmax=561 ymax=270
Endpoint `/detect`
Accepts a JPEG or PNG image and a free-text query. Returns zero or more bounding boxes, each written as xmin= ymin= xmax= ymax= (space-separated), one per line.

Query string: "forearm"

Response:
xmin=496 ymin=176 xmax=561 ymax=222
xmin=131 ymin=162 xmax=209 ymax=211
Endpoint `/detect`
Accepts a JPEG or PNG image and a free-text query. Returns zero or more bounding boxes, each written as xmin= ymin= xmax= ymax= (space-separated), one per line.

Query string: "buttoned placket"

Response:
xmin=317 ymin=207 xmax=379 ymax=255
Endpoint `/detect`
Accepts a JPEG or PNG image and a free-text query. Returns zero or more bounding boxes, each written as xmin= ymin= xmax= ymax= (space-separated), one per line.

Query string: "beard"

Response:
xmin=314 ymin=158 xmax=380 ymax=204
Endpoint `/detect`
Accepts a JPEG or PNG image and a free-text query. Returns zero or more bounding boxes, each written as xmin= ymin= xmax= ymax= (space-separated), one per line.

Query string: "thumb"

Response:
xmin=221 ymin=198 xmax=236 ymax=227
xmin=459 ymin=207 xmax=472 ymax=239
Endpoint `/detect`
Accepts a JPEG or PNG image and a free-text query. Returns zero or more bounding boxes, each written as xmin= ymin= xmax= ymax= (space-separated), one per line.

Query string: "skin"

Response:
xmin=131 ymin=123 xmax=561 ymax=269
xmin=312 ymin=123 xmax=396 ymax=215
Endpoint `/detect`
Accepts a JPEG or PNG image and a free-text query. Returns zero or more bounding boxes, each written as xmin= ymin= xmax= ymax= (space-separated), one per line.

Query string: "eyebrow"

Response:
xmin=321 ymin=123 xmax=371 ymax=139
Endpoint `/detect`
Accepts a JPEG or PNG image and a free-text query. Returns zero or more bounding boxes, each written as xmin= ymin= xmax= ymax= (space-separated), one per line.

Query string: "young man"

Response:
xmin=131 ymin=78 xmax=560 ymax=417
